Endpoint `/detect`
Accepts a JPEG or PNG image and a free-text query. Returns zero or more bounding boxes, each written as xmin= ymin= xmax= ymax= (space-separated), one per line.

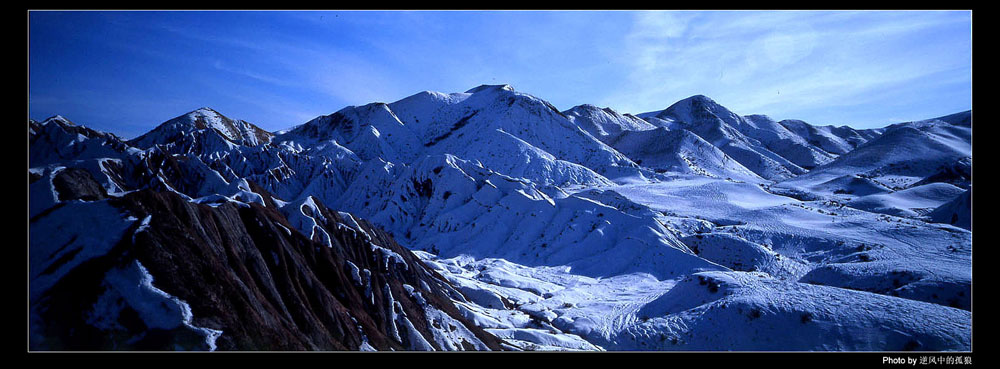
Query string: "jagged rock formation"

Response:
xmin=30 ymin=184 xmax=504 ymax=350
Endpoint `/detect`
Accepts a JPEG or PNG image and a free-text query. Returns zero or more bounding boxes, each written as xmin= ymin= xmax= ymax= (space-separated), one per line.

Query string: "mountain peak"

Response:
xmin=43 ymin=115 xmax=74 ymax=126
xmin=165 ymin=107 xmax=234 ymax=132
xmin=658 ymin=94 xmax=730 ymax=122
xmin=684 ymin=94 xmax=715 ymax=103
xmin=183 ymin=106 xmax=225 ymax=119
xmin=465 ymin=84 xmax=514 ymax=94
xmin=129 ymin=106 xmax=272 ymax=150
xmin=671 ymin=94 xmax=724 ymax=110
xmin=744 ymin=114 xmax=774 ymax=121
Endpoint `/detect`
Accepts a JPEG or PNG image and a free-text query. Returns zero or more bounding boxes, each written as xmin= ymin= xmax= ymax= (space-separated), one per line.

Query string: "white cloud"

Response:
xmin=629 ymin=11 xmax=691 ymax=40
xmin=601 ymin=10 xmax=970 ymax=124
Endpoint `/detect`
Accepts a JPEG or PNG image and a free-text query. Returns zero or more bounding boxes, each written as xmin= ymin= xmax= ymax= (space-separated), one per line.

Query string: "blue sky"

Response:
xmin=29 ymin=10 xmax=971 ymax=138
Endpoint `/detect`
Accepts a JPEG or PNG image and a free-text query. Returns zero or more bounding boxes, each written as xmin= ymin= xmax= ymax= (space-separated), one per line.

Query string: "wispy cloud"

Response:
xmin=600 ymin=11 xmax=970 ymax=127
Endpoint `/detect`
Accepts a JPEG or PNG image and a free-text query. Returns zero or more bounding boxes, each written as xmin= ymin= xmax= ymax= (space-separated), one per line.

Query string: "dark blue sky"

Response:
xmin=29 ymin=11 xmax=972 ymax=138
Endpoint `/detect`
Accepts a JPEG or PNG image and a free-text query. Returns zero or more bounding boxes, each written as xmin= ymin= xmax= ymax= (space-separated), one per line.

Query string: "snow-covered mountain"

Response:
xmin=638 ymin=95 xmax=807 ymax=180
xmin=276 ymin=85 xmax=640 ymax=188
xmin=778 ymin=118 xmax=883 ymax=156
xmin=130 ymin=107 xmax=274 ymax=158
xmin=778 ymin=112 xmax=971 ymax=195
xmin=28 ymin=84 xmax=972 ymax=351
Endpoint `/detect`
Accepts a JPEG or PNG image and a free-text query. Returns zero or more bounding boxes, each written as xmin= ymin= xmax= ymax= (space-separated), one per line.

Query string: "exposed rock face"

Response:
xmin=52 ymin=168 xmax=108 ymax=201
xmin=30 ymin=183 xmax=505 ymax=350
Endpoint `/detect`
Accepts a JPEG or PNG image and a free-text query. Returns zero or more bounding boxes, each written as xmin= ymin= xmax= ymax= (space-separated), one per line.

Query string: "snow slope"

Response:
xmin=928 ymin=188 xmax=971 ymax=230
xmin=846 ymin=182 xmax=967 ymax=217
xmin=580 ymin=176 xmax=971 ymax=312
xmin=618 ymin=271 xmax=970 ymax=351
xmin=602 ymin=127 xmax=763 ymax=182
xmin=335 ymin=154 xmax=721 ymax=280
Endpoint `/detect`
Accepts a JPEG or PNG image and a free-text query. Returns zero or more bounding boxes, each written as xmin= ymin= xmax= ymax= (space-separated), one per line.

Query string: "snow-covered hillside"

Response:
xmin=928 ymin=188 xmax=971 ymax=230
xmin=563 ymin=104 xmax=658 ymax=138
xmin=28 ymin=85 xmax=972 ymax=351
xmin=602 ymin=127 xmax=763 ymax=182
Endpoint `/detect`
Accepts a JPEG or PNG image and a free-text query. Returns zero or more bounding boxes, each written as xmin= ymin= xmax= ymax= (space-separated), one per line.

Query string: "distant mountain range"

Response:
xmin=29 ymin=84 xmax=972 ymax=351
